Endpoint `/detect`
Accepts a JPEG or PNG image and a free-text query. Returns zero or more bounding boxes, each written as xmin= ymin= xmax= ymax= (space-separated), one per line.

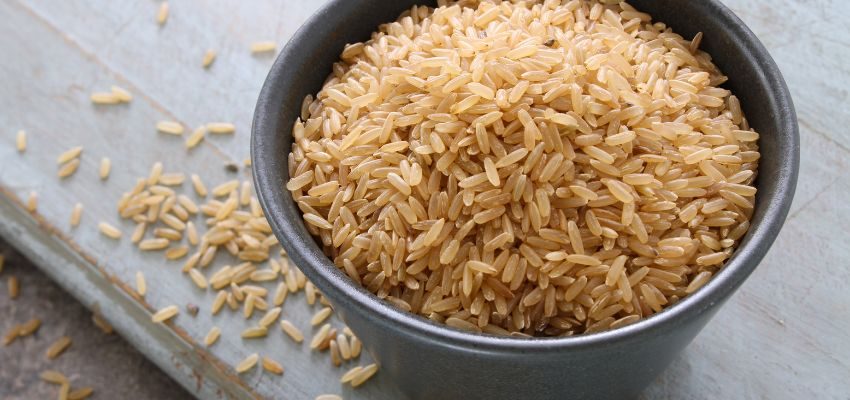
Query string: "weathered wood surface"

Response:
xmin=0 ymin=1 xmax=847 ymax=399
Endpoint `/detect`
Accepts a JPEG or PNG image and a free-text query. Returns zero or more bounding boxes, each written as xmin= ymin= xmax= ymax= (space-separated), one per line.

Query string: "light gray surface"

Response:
xmin=0 ymin=0 xmax=847 ymax=399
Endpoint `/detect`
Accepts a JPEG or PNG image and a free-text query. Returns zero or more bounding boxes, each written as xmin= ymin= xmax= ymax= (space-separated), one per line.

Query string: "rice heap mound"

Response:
xmin=286 ymin=0 xmax=760 ymax=336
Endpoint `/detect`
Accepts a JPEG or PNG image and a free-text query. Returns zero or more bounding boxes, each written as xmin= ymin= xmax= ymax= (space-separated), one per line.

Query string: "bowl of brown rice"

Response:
xmin=252 ymin=0 xmax=799 ymax=398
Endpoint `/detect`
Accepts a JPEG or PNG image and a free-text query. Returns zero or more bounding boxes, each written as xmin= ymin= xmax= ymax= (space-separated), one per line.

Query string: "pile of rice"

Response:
xmin=286 ymin=0 xmax=759 ymax=336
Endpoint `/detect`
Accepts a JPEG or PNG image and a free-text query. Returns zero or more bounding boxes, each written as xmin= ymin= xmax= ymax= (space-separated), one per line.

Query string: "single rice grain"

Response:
xmin=250 ymin=41 xmax=276 ymax=54
xmin=98 ymin=222 xmax=122 ymax=239
xmin=206 ymin=122 xmax=235 ymax=134
xmin=280 ymin=320 xmax=303 ymax=343
xmin=26 ymin=191 xmax=37 ymax=212
xmin=40 ymin=370 xmax=68 ymax=384
xmin=16 ymin=130 xmax=26 ymax=153
xmin=186 ymin=126 xmax=205 ymax=149
xmin=235 ymin=353 xmax=259 ymax=373
xmin=135 ymin=271 xmax=146 ymax=296
xmin=111 ymin=85 xmax=132 ymax=102
xmin=45 ymin=336 xmax=72 ymax=359
xmin=92 ymin=313 xmax=113 ymax=334
xmin=99 ymin=158 xmax=111 ymax=180
xmin=156 ymin=121 xmax=184 ymax=135
xmin=90 ymin=92 xmax=119 ymax=104
xmin=57 ymin=159 xmax=81 ymax=179
xmin=8 ymin=276 xmax=19 ymax=299
xmin=57 ymin=146 xmax=83 ymax=164
xmin=204 ymin=326 xmax=221 ymax=346
xmin=18 ymin=318 xmax=41 ymax=336
xmin=350 ymin=363 xmax=379 ymax=387
xmin=68 ymin=387 xmax=93 ymax=400
xmin=262 ymin=357 xmax=284 ymax=375
xmin=202 ymin=50 xmax=217 ymax=68
xmin=156 ymin=2 xmax=169 ymax=25
xmin=151 ymin=305 xmax=179 ymax=323
xmin=191 ymin=174 xmax=208 ymax=197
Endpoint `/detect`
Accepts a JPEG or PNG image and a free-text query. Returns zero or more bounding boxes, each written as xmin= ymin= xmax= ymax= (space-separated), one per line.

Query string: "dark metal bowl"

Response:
xmin=252 ymin=1 xmax=799 ymax=398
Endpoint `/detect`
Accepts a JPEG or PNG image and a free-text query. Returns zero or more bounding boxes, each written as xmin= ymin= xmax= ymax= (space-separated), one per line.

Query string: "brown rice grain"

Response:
xmin=8 ymin=276 xmax=19 ymax=299
xmin=310 ymin=324 xmax=332 ymax=349
xmin=57 ymin=158 xmax=81 ymax=178
xmin=241 ymin=326 xmax=268 ymax=338
xmin=259 ymin=307 xmax=282 ymax=328
xmin=204 ymin=326 xmax=221 ymax=347
xmin=311 ymin=307 xmax=333 ymax=326
xmin=99 ymin=158 xmax=111 ymax=180
xmin=68 ymin=387 xmax=93 ymax=400
xmin=148 ymin=162 xmax=163 ymax=186
xmin=111 ymin=85 xmax=132 ymax=102
xmin=235 ymin=353 xmax=259 ymax=373
xmin=3 ymin=325 xmax=20 ymax=345
xmin=191 ymin=174 xmax=208 ymax=197
xmin=156 ymin=2 xmax=169 ymax=25
xmin=92 ymin=313 xmax=113 ymax=334
xmin=16 ymin=130 xmax=26 ymax=152
xmin=262 ymin=357 xmax=284 ymax=375
xmin=341 ymin=365 xmax=363 ymax=383
xmin=46 ymin=336 xmax=72 ymax=359
xmin=98 ymin=222 xmax=122 ymax=239
xmin=186 ymin=126 xmax=206 ymax=149
xmin=26 ymin=191 xmax=37 ymax=212
xmin=212 ymin=180 xmax=239 ymax=197
xmin=279 ymin=319 xmax=304 ymax=343
xmin=57 ymin=146 xmax=83 ymax=164
xmin=166 ymin=245 xmax=189 ymax=260
xmin=202 ymin=50 xmax=217 ymax=68
xmin=206 ymin=122 xmax=236 ymax=134
xmin=156 ymin=121 xmax=183 ymax=135
xmin=90 ymin=92 xmax=119 ymax=104
xmin=139 ymin=238 xmax=169 ymax=250
xmin=159 ymin=173 xmax=185 ymax=186
xmin=151 ymin=305 xmax=179 ymax=323
xmin=189 ymin=269 xmax=208 ymax=289
xmin=351 ymin=363 xmax=379 ymax=387
xmin=19 ymin=318 xmax=41 ymax=336
xmin=40 ymin=370 xmax=68 ymax=384
xmin=250 ymin=41 xmax=276 ymax=54
xmin=135 ymin=271 xmax=146 ymax=296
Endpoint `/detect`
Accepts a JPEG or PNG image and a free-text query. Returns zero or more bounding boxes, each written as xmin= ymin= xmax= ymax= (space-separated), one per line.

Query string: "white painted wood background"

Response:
xmin=0 ymin=1 xmax=847 ymax=399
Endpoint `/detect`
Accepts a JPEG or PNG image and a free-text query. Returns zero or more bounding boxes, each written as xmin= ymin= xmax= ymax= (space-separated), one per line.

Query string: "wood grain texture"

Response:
xmin=0 ymin=0 xmax=847 ymax=399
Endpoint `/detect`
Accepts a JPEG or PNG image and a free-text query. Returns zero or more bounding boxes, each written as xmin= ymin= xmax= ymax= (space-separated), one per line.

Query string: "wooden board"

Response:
xmin=0 ymin=0 xmax=847 ymax=398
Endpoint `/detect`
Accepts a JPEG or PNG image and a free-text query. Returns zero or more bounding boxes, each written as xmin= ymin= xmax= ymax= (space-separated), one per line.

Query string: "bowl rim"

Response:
xmin=252 ymin=0 xmax=799 ymax=353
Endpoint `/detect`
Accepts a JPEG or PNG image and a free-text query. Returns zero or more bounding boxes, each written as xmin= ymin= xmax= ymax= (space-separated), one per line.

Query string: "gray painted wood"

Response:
xmin=0 ymin=1 xmax=847 ymax=399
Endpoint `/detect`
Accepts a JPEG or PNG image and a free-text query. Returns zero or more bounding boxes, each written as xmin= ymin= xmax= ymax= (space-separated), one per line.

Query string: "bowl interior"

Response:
xmin=252 ymin=0 xmax=799 ymax=349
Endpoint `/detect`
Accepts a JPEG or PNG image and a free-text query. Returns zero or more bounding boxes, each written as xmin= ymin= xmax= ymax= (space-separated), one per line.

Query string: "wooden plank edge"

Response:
xmin=0 ymin=185 xmax=261 ymax=400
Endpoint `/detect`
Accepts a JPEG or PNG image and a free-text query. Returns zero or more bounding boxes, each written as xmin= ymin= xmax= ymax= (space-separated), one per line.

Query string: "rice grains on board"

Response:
xmin=286 ymin=0 xmax=760 ymax=336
